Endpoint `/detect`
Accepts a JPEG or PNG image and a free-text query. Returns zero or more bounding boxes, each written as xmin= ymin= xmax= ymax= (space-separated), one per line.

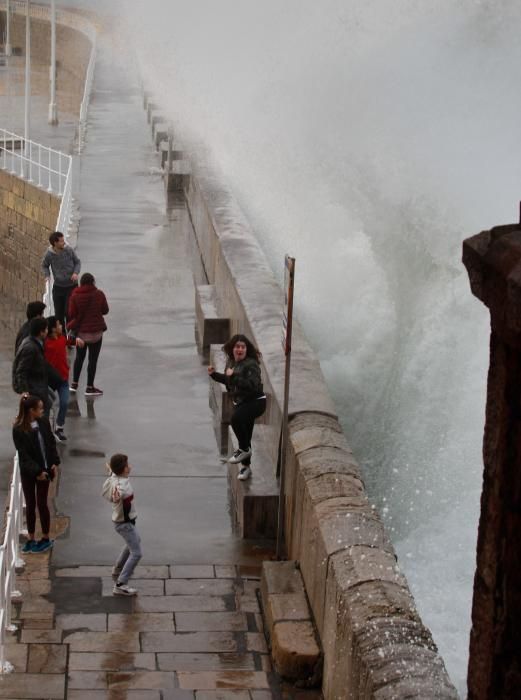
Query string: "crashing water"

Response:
xmin=73 ymin=0 xmax=521 ymax=693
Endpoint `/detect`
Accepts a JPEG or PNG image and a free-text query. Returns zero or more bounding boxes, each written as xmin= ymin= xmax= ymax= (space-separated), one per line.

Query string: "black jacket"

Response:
xmin=13 ymin=417 xmax=60 ymax=479
xmin=14 ymin=320 xmax=31 ymax=354
xmin=211 ymin=357 xmax=264 ymax=404
xmin=12 ymin=336 xmax=63 ymax=400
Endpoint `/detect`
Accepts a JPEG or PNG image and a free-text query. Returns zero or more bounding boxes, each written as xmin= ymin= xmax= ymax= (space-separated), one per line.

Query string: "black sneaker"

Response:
xmin=70 ymin=382 xmax=78 ymax=393
xmin=85 ymin=386 xmax=103 ymax=396
xmin=32 ymin=538 xmax=54 ymax=553
xmin=54 ymin=428 xmax=67 ymax=443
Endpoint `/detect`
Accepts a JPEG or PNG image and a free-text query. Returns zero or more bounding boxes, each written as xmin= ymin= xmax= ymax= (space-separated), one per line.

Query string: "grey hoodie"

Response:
xmin=101 ymin=474 xmax=137 ymax=523
xmin=42 ymin=245 xmax=81 ymax=287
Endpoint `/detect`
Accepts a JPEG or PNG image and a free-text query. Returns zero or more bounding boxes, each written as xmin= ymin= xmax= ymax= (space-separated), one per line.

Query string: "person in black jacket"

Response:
xmin=208 ymin=334 xmax=266 ymax=481
xmin=12 ymin=317 xmax=64 ymax=416
xmin=14 ymin=300 xmax=46 ymax=354
xmin=12 ymin=394 xmax=60 ymax=553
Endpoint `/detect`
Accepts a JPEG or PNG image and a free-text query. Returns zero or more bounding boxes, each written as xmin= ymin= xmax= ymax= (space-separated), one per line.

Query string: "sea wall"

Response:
xmin=0 ymin=11 xmax=91 ymax=115
xmin=182 ymin=157 xmax=458 ymax=697
xmin=0 ymin=169 xmax=59 ymax=308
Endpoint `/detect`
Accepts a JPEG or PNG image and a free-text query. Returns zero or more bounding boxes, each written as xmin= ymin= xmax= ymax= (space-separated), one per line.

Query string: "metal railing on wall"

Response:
xmin=0 ymin=456 xmax=26 ymax=673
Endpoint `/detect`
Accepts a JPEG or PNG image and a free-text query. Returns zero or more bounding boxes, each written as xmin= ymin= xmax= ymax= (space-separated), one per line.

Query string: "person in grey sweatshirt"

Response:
xmin=41 ymin=231 xmax=81 ymax=327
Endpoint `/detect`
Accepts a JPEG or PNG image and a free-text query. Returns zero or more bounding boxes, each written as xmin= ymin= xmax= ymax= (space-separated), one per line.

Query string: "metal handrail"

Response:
xmin=0 ymin=455 xmax=25 ymax=673
xmin=0 ymin=128 xmax=71 ymax=195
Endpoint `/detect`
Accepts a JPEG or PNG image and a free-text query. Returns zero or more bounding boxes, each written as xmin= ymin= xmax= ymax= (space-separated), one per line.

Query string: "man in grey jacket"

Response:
xmin=41 ymin=231 xmax=81 ymax=326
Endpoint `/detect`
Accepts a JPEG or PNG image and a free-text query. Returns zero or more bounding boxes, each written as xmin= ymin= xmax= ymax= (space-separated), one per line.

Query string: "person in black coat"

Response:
xmin=12 ymin=394 xmax=60 ymax=554
xmin=14 ymin=300 xmax=46 ymax=354
xmin=12 ymin=317 xmax=64 ymax=415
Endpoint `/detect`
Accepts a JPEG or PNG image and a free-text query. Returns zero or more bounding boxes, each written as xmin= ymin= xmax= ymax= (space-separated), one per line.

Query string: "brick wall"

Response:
xmin=0 ymin=169 xmax=59 ymax=307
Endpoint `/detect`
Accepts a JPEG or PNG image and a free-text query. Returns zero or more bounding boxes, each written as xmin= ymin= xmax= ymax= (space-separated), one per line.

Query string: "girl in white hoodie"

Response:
xmin=102 ymin=453 xmax=142 ymax=596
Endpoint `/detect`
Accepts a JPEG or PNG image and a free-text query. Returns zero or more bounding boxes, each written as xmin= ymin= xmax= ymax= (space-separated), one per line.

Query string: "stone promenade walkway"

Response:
xmin=0 ymin=28 xmax=321 ymax=700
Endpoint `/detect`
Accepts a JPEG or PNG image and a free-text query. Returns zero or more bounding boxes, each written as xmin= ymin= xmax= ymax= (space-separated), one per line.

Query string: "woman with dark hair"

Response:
xmin=208 ymin=334 xmax=266 ymax=481
xmin=67 ymin=272 xmax=109 ymax=397
xmin=12 ymin=394 xmax=60 ymax=553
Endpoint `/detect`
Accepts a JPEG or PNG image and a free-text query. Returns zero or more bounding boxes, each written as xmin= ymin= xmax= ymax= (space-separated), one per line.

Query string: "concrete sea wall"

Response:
xmin=177 ymin=155 xmax=458 ymax=697
xmin=0 ymin=11 xmax=91 ymax=115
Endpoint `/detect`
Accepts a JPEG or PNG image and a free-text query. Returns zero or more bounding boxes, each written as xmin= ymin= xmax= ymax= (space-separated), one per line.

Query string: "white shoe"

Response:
xmin=228 ymin=448 xmax=252 ymax=464
xmin=237 ymin=466 xmax=252 ymax=481
xmin=113 ymin=583 xmax=137 ymax=596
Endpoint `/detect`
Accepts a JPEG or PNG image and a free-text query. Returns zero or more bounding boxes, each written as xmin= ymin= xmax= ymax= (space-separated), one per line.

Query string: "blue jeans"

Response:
xmin=56 ymin=381 xmax=69 ymax=427
xmin=114 ymin=522 xmax=142 ymax=585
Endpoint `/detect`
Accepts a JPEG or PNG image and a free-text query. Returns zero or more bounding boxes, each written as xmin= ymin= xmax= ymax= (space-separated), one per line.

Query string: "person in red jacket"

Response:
xmin=44 ymin=316 xmax=84 ymax=442
xmin=67 ymin=272 xmax=109 ymax=397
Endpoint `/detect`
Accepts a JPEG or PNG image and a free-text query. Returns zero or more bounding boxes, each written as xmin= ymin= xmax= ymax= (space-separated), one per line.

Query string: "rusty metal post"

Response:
xmin=462 ymin=217 xmax=521 ymax=699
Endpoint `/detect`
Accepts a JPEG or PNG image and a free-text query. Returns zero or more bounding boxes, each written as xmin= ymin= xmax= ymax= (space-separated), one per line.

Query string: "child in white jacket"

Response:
xmin=102 ymin=453 xmax=142 ymax=596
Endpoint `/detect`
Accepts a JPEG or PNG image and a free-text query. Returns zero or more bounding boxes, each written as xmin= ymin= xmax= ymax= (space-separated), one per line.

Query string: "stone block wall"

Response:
xmin=183 ymin=159 xmax=458 ymax=698
xmin=0 ymin=169 xmax=59 ymax=306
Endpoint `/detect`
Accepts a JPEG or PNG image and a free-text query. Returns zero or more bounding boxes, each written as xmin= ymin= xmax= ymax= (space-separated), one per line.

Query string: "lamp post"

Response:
xmin=48 ymin=0 xmax=58 ymax=125
xmin=5 ymin=0 xmax=11 ymax=56
xmin=24 ymin=0 xmax=31 ymax=142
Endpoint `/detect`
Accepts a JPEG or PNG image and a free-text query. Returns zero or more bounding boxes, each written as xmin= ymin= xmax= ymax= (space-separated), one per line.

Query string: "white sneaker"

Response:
xmin=228 ymin=448 xmax=252 ymax=464
xmin=237 ymin=466 xmax=252 ymax=481
xmin=113 ymin=583 xmax=138 ymax=596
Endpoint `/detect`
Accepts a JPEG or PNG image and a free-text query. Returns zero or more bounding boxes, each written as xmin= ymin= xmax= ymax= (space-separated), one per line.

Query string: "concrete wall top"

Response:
xmin=188 ymin=157 xmax=337 ymax=421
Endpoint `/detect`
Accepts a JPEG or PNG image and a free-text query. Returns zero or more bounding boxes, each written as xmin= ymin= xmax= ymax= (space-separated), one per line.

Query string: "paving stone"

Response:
xmin=108 ymin=613 xmax=175 ymax=632
xmin=101 ymin=577 xmax=165 ymax=597
xmin=27 ymin=643 xmax=67 ymax=673
xmin=68 ymin=693 xmax=160 ymax=700
xmin=170 ymin=565 xmax=215 ymax=579
xmin=236 ymin=592 xmax=260 ymax=613
xmin=161 ymin=693 xmax=195 ymax=700
xmin=178 ymin=671 xmax=270 ymax=690
xmin=141 ymin=631 xmax=237 ymax=653
xmin=135 ymin=595 xmax=226 ymax=613
xmin=165 ymin=579 xmax=234 ymax=596
xmin=17 ymin=579 xmax=52 ymax=596
xmin=246 ymin=633 xmax=268 ymax=654
xmin=195 ymin=692 xmax=251 ymax=700
xmin=22 ymin=618 xmax=56 ymax=629
xmin=67 ymin=670 xmax=107 ymax=689
xmin=250 ymin=692 xmax=275 ymax=700
xmin=214 ymin=566 xmax=237 ymax=579
xmin=56 ymin=613 xmax=107 ymax=631
xmin=56 ymin=565 xmax=169 ymax=579
xmin=238 ymin=566 xmax=261 ymax=580
xmin=106 ymin=671 xmax=177 ymax=690
xmin=0 ymin=643 xmax=28 ymax=671
xmin=157 ymin=652 xmax=255 ymax=671
xmin=69 ymin=652 xmax=156 ymax=671
xmin=64 ymin=631 xmax=140 ymax=652
xmin=21 ymin=628 xmax=62 ymax=644
xmin=20 ymin=599 xmax=55 ymax=615
xmin=175 ymin=612 xmax=248 ymax=632
xmin=0 ymin=673 xmax=65 ymax=698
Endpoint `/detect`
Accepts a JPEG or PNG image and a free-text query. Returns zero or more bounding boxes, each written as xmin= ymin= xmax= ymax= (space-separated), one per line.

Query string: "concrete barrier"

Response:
xmin=142 ymin=90 xmax=458 ymax=698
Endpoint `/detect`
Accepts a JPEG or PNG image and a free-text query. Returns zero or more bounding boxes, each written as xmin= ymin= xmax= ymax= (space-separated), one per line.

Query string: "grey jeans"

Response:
xmin=114 ymin=522 xmax=142 ymax=585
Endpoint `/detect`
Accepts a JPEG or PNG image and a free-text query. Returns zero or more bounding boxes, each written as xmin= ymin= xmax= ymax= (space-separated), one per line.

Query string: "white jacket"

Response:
xmin=101 ymin=474 xmax=137 ymax=523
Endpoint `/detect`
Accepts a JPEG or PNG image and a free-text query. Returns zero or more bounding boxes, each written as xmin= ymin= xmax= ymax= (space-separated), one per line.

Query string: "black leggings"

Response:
xmin=231 ymin=398 xmax=266 ymax=463
xmin=73 ymin=338 xmax=103 ymax=386
xmin=21 ymin=473 xmax=50 ymax=536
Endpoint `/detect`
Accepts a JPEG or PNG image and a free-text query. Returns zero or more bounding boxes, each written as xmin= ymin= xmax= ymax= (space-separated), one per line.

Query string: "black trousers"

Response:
xmin=21 ymin=472 xmax=50 ymax=536
xmin=73 ymin=338 xmax=103 ymax=386
xmin=52 ymin=284 xmax=76 ymax=326
xmin=231 ymin=398 xmax=266 ymax=464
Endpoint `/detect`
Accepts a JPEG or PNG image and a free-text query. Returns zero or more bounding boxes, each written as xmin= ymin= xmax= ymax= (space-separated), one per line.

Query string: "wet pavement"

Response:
xmin=1 ymin=28 xmax=322 ymax=699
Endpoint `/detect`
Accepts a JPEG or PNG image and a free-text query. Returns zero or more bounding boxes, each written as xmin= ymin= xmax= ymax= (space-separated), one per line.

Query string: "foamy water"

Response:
xmin=70 ymin=0 xmax=521 ymax=693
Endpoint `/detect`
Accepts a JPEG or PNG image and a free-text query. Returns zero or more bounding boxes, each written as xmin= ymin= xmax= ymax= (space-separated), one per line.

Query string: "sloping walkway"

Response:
xmin=1 ymin=29 xmax=321 ymax=700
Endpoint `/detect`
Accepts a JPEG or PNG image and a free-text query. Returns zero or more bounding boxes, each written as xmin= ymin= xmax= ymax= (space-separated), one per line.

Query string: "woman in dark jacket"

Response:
xmin=208 ymin=334 xmax=266 ymax=481
xmin=12 ymin=394 xmax=60 ymax=553
xmin=67 ymin=272 xmax=109 ymax=397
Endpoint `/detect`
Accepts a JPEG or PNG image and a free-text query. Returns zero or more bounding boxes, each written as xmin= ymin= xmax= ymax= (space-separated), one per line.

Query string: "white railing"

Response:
xmin=0 ymin=128 xmax=71 ymax=195
xmin=0 ymin=456 xmax=25 ymax=674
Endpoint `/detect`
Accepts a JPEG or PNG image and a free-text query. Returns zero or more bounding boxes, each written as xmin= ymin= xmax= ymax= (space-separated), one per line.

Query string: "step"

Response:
xmin=260 ymin=561 xmax=322 ymax=683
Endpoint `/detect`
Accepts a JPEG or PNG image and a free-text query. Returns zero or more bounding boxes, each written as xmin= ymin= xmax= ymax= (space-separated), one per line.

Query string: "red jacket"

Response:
xmin=67 ymin=284 xmax=109 ymax=335
xmin=44 ymin=335 xmax=70 ymax=381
